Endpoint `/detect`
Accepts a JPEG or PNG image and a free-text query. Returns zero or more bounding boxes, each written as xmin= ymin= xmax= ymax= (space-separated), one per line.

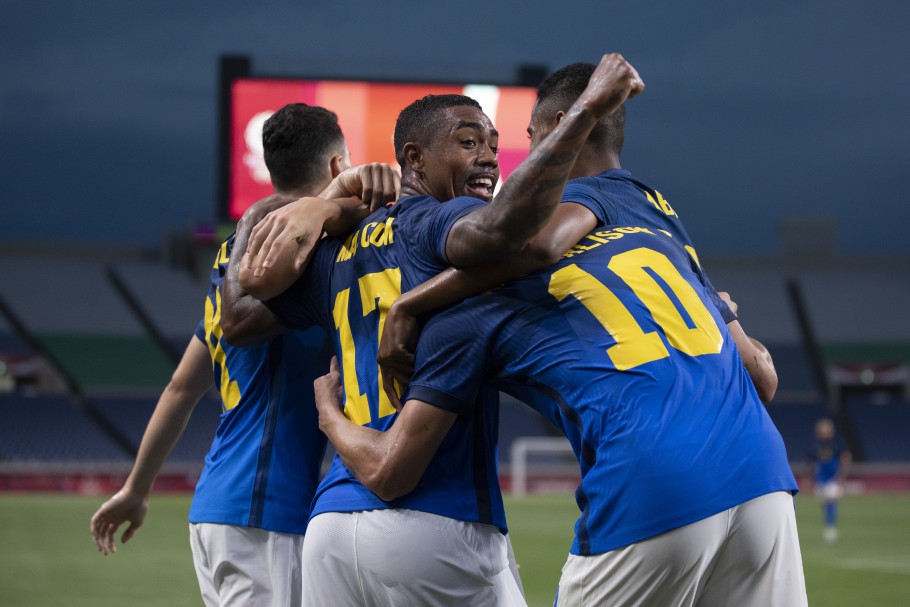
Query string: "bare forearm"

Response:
xmin=394 ymin=264 xmax=523 ymax=318
xmin=315 ymin=397 xmax=455 ymax=501
xmin=223 ymin=213 xmax=283 ymax=345
xmin=729 ymin=322 xmax=778 ymax=403
xmin=237 ymin=198 xmax=345 ymax=302
xmin=125 ymin=388 xmax=197 ymax=493
xmin=125 ymin=340 xmax=212 ymax=493
xmin=318 ymin=408 xmax=405 ymax=500
xmin=321 ymin=198 xmax=371 ymax=237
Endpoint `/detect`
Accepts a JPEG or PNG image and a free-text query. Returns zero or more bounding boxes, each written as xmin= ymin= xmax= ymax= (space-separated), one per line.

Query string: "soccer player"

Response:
xmin=808 ymin=417 xmax=852 ymax=544
xmin=229 ymin=53 xmax=644 ymax=606
xmin=89 ymin=103 xmax=397 ymax=607
xmin=321 ymin=224 xmax=806 ymax=606
xmin=378 ymin=61 xmax=776 ymax=404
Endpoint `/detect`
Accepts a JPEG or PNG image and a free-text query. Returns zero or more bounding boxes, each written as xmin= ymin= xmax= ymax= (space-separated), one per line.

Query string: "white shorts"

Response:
xmin=816 ymin=480 xmax=843 ymax=501
xmin=189 ymin=522 xmax=304 ymax=607
xmin=301 ymin=509 xmax=527 ymax=607
xmin=556 ymin=491 xmax=807 ymax=607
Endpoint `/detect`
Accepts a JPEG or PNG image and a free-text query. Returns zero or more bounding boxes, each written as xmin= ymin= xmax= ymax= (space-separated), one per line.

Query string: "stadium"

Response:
xmin=2 ymin=2 xmax=909 ymax=606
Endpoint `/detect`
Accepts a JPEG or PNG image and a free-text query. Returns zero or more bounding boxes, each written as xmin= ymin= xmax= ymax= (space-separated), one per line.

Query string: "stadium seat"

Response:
xmin=0 ymin=394 xmax=129 ymax=462
xmin=845 ymin=396 xmax=910 ymax=462
xmin=765 ymin=401 xmax=832 ymax=464
xmin=798 ymin=268 xmax=910 ymax=365
xmin=89 ymin=394 xmax=221 ymax=464
xmin=0 ymin=256 xmax=176 ymax=394
xmin=108 ymin=261 xmax=207 ymax=359
xmin=705 ymin=268 xmax=821 ymax=400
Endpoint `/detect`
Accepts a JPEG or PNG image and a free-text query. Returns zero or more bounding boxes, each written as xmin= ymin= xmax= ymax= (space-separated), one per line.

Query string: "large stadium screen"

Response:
xmin=229 ymin=78 xmax=537 ymax=220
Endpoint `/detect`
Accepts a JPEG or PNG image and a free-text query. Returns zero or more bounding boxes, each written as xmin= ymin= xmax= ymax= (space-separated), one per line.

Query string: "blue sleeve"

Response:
xmin=406 ymin=305 xmax=491 ymax=417
xmin=684 ymin=250 xmax=738 ymax=324
xmin=704 ymin=277 xmax=738 ymax=324
xmin=418 ymin=196 xmax=488 ymax=266
xmin=561 ymin=181 xmax=614 ymax=226
xmin=264 ymin=243 xmax=334 ymax=331
xmin=194 ymin=320 xmax=206 ymax=343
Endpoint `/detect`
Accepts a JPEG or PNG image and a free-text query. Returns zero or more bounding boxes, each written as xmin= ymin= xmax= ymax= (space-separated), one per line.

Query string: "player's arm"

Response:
xmin=221 ymin=196 xmax=291 ymax=346
xmin=90 ymin=337 xmax=213 ymax=555
xmin=718 ymin=292 xmax=778 ymax=403
xmin=317 ymin=162 xmax=400 ymax=210
xmin=240 ymin=163 xmax=400 ymax=300
xmin=378 ymin=203 xmax=597 ymax=397
xmin=444 ymin=55 xmax=643 ymax=267
xmin=236 ymin=196 xmax=371 ymax=303
xmin=313 ymin=358 xmax=457 ymax=502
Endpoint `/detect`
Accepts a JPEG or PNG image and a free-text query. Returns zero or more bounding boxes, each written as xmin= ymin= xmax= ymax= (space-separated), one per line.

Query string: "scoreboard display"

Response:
xmin=228 ymin=78 xmax=537 ymax=220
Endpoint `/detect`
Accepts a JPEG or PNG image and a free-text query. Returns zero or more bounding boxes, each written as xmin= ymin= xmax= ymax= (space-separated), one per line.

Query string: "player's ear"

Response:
xmin=402 ymin=142 xmax=424 ymax=175
xmin=329 ymin=154 xmax=345 ymax=178
xmin=554 ymin=110 xmax=566 ymax=126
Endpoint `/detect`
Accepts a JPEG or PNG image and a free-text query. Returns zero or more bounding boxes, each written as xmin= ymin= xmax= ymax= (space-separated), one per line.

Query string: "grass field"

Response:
xmin=1 ymin=492 xmax=908 ymax=606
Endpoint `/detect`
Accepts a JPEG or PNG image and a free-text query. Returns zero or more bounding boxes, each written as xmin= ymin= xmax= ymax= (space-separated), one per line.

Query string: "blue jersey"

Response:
xmin=809 ymin=439 xmax=845 ymax=483
xmin=266 ymin=195 xmax=507 ymax=532
xmin=562 ymin=169 xmax=735 ymax=323
xmin=188 ymin=233 xmax=332 ymax=535
xmin=409 ymin=226 xmax=797 ymax=555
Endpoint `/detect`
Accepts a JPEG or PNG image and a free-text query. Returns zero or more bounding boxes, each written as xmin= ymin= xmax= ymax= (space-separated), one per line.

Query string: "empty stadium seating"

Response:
xmin=0 ymin=394 xmax=129 ymax=463
xmin=845 ymin=396 xmax=910 ymax=462
xmin=89 ymin=394 xmax=221 ymax=464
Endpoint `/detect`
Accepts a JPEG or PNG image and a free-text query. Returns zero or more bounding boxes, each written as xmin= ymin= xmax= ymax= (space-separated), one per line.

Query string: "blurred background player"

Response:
xmin=89 ymin=103 xmax=397 ymax=607
xmin=808 ymin=417 xmax=852 ymax=544
xmin=231 ymin=53 xmax=644 ymax=606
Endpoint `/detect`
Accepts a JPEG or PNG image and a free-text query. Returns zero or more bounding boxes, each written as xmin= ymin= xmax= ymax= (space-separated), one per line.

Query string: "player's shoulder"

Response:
xmin=565 ymin=169 xmax=643 ymax=199
xmin=393 ymin=194 xmax=486 ymax=216
xmin=388 ymin=194 xmax=487 ymax=248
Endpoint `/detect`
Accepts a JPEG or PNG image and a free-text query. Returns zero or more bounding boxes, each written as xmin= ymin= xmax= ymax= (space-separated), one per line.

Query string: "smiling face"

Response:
xmin=421 ymin=105 xmax=500 ymax=202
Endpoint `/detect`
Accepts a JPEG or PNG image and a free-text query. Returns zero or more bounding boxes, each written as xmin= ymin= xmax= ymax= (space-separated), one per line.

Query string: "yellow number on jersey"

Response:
xmin=203 ymin=288 xmax=241 ymax=411
xmin=548 ymin=248 xmax=722 ymax=371
xmin=332 ymin=268 xmax=402 ymax=425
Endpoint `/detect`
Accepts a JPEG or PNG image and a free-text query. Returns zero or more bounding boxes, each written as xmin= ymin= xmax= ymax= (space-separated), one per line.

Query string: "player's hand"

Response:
xmin=718 ymin=291 xmax=739 ymax=316
xmin=89 ymin=489 xmax=149 ymax=556
xmin=314 ymin=357 xmax=344 ymax=421
xmin=578 ymin=53 xmax=644 ymax=118
xmin=329 ymin=163 xmax=401 ymax=212
xmin=245 ymin=198 xmax=327 ymax=277
xmin=377 ymin=303 xmax=419 ymax=411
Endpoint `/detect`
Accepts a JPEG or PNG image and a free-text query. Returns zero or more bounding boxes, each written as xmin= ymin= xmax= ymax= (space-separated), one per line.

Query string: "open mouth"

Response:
xmin=465 ymin=176 xmax=496 ymax=201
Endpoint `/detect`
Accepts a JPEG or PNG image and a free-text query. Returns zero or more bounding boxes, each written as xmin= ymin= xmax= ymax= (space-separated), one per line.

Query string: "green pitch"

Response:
xmin=1 ymin=493 xmax=908 ymax=606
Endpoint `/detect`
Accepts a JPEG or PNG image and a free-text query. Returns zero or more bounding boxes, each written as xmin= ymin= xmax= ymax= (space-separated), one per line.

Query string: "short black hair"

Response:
xmin=262 ymin=103 xmax=345 ymax=192
xmin=393 ymin=94 xmax=482 ymax=166
xmin=536 ymin=62 xmax=625 ymax=151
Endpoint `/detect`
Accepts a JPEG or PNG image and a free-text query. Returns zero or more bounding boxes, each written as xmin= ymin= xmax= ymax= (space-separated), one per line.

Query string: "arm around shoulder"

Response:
xmin=220 ymin=202 xmax=287 ymax=345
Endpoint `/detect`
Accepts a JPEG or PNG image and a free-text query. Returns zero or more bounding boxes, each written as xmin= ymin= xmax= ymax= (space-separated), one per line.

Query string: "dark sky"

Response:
xmin=2 ymin=0 xmax=907 ymax=254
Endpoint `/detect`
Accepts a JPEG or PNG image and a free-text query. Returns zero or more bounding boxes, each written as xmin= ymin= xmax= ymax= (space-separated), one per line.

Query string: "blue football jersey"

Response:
xmin=189 ymin=232 xmax=332 ymax=535
xmin=266 ymin=194 xmax=507 ymax=532
xmin=809 ymin=439 xmax=845 ymax=483
xmin=562 ymin=169 xmax=735 ymax=323
xmin=408 ymin=225 xmax=797 ymax=555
